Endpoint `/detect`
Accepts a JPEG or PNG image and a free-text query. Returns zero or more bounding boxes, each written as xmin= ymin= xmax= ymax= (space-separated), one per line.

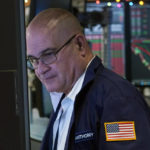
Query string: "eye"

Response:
xmin=42 ymin=52 xmax=55 ymax=60
xmin=42 ymin=53 xmax=53 ymax=61
xmin=41 ymin=52 xmax=56 ymax=64
xmin=43 ymin=52 xmax=53 ymax=56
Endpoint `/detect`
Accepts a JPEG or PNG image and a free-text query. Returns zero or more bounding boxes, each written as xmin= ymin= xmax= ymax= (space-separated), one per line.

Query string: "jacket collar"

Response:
xmin=82 ymin=56 xmax=104 ymax=89
xmin=64 ymin=56 xmax=104 ymax=150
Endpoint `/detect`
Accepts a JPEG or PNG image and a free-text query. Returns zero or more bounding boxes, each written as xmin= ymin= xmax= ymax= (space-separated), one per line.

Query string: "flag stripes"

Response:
xmin=104 ymin=121 xmax=136 ymax=141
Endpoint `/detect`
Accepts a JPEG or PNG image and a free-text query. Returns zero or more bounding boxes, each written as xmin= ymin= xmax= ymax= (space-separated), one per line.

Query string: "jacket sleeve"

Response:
xmin=98 ymin=95 xmax=150 ymax=150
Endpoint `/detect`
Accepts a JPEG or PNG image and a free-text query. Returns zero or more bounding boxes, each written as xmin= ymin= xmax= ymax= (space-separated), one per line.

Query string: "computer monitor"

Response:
xmin=85 ymin=2 xmax=125 ymax=77
xmin=0 ymin=0 xmax=30 ymax=150
xmin=130 ymin=4 xmax=150 ymax=86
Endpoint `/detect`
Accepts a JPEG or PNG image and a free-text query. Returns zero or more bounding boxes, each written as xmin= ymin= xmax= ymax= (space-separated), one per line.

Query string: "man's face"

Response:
xmin=27 ymin=27 xmax=83 ymax=94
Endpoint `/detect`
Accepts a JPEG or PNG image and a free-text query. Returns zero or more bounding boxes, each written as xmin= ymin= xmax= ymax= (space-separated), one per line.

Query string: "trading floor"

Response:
xmin=1 ymin=0 xmax=150 ymax=150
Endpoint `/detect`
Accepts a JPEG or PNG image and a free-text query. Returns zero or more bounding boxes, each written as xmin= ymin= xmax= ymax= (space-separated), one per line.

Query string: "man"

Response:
xmin=26 ymin=8 xmax=150 ymax=150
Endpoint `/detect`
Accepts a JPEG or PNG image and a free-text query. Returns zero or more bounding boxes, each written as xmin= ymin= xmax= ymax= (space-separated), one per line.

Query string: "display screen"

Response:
xmin=85 ymin=2 xmax=125 ymax=77
xmin=131 ymin=4 xmax=150 ymax=86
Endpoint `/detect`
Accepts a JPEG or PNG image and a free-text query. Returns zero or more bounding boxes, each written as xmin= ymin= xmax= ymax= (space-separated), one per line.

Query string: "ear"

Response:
xmin=74 ymin=34 xmax=86 ymax=56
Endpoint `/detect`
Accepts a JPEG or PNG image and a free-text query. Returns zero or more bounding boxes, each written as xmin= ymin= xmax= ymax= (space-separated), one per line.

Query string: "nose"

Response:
xmin=36 ymin=60 xmax=50 ymax=74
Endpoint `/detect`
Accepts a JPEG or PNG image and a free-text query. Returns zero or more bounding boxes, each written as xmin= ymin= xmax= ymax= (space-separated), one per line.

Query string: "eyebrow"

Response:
xmin=27 ymin=47 xmax=57 ymax=58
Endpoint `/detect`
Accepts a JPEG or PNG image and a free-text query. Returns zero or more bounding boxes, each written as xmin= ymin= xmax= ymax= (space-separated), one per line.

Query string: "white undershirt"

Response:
xmin=52 ymin=56 xmax=95 ymax=150
xmin=52 ymin=72 xmax=86 ymax=150
xmin=50 ymin=92 xmax=63 ymax=112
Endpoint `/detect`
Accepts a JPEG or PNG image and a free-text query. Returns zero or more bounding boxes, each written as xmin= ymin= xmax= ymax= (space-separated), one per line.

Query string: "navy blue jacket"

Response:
xmin=41 ymin=56 xmax=150 ymax=150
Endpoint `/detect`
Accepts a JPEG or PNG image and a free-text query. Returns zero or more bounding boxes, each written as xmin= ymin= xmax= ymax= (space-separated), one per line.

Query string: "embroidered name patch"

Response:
xmin=104 ymin=121 xmax=136 ymax=141
xmin=75 ymin=131 xmax=94 ymax=143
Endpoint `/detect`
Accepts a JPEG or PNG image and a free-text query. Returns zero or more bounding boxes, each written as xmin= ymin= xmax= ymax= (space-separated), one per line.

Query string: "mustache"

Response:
xmin=40 ymin=74 xmax=56 ymax=80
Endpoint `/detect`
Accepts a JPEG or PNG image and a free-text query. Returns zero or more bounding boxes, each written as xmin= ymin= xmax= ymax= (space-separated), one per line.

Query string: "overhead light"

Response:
xmin=117 ymin=3 xmax=122 ymax=8
xmin=24 ymin=0 xmax=30 ymax=7
xmin=25 ymin=0 xmax=28 ymax=3
xmin=139 ymin=0 xmax=144 ymax=5
xmin=129 ymin=2 xmax=134 ymax=6
xmin=96 ymin=0 xmax=100 ymax=4
xmin=116 ymin=0 xmax=121 ymax=3
xmin=107 ymin=2 xmax=112 ymax=6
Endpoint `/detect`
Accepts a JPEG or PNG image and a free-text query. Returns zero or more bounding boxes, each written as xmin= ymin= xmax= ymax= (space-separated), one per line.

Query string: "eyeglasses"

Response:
xmin=27 ymin=34 xmax=76 ymax=69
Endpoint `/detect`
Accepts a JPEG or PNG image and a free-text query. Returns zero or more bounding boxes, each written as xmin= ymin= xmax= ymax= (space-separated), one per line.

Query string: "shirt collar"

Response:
xmin=65 ymin=56 xmax=95 ymax=102
xmin=66 ymin=71 xmax=86 ymax=102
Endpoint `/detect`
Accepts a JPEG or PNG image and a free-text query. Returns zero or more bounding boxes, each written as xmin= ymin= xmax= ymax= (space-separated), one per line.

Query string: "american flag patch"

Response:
xmin=104 ymin=121 xmax=136 ymax=141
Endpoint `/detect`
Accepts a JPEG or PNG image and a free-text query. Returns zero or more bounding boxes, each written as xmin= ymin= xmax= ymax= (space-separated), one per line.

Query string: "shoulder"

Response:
xmin=92 ymin=66 xmax=137 ymax=98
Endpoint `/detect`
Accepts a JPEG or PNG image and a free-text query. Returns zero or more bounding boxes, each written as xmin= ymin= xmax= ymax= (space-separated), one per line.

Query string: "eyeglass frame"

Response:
xmin=27 ymin=34 xmax=77 ymax=69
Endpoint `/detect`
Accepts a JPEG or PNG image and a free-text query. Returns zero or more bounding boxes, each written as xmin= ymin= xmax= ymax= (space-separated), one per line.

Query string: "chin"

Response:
xmin=45 ymin=84 xmax=60 ymax=93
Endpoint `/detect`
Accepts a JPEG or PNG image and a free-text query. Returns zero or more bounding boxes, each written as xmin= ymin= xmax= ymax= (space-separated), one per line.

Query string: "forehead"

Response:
xmin=26 ymin=26 xmax=58 ymax=57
